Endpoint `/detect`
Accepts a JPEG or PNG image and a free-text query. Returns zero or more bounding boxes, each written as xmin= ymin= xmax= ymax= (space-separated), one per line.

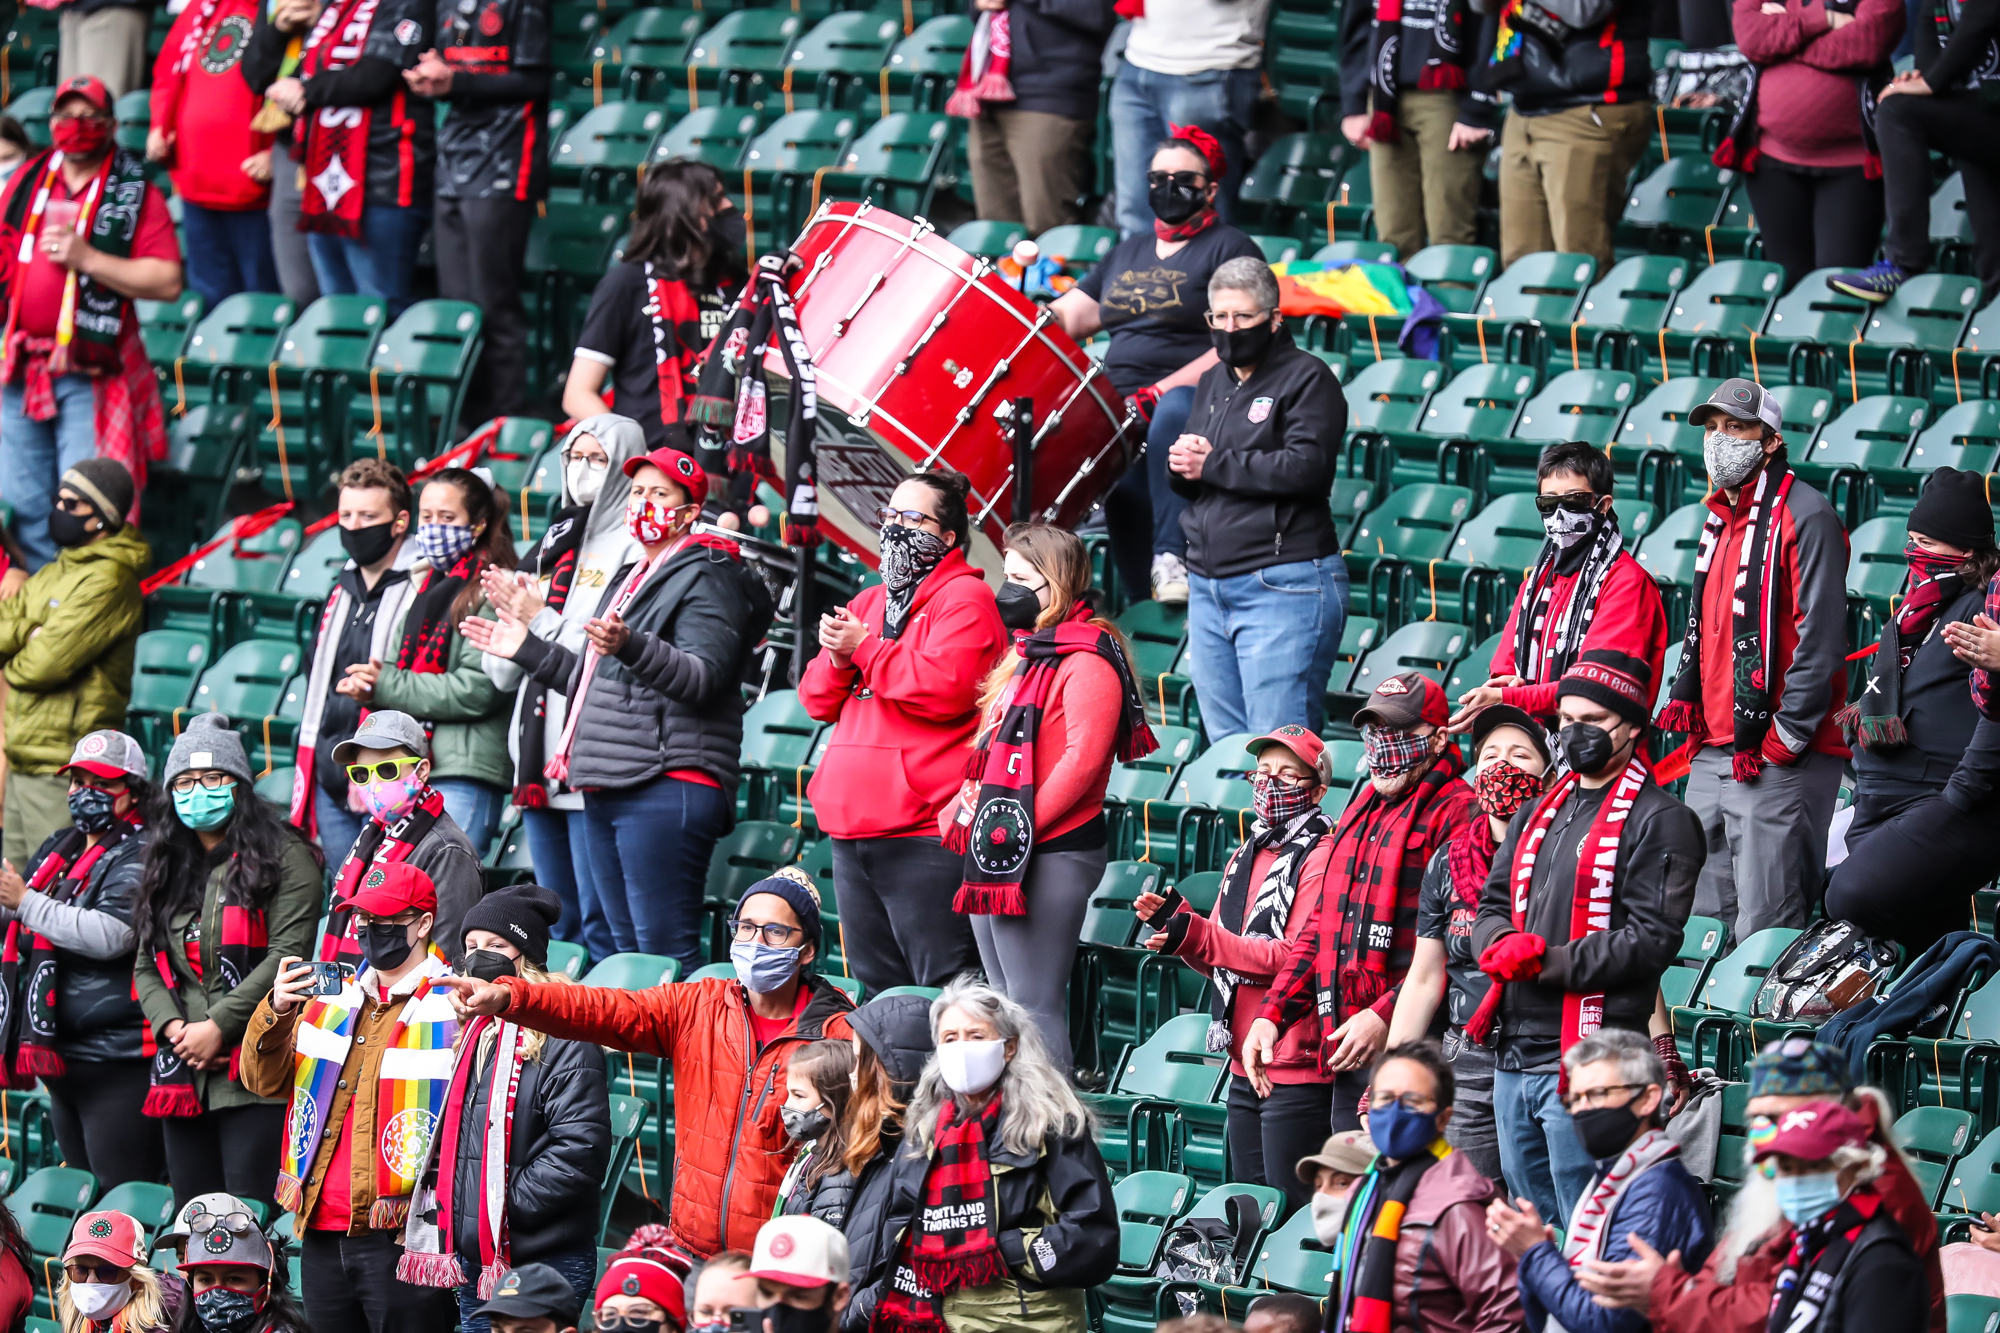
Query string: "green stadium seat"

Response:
xmin=141 ymin=402 xmax=253 ymax=572
xmin=1406 ymin=244 xmax=1496 ymax=316
xmin=590 ymin=7 xmax=704 ymax=105
xmin=1346 ymin=483 xmax=1475 ymax=625
xmin=113 ymin=88 xmax=149 ymax=153
xmin=650 ymin=105 xmax=764 ymax=173
xmin=1327 ymin=614 xmax=1382 ymax=696
xmin=15 ymin=1164 xmax=97 ymax=1314
xmin=1442 ymin=251 xmax=1596 ymax=375
xmin=1036 ymin=223 xmax=1117 ymax=277
xmin=1160 ymin=735 xmax=1258 ymax=876
xmin=1616 ymin=158 xmax=1735 ymax=254
xmin=1346 ymin=619 xmax=1474 ymax=697
xmin=1154 ymin=1183 xmax=1304 ymax=1318
xmin=552 ymin=102 xmax=672 ymax=204
xmin=1940 ymin=1121 xmax=2000 ymax=1236
xmin=1847 ymin=517 xmax=1911 ymax=628
xmin=3 ymin=88 xmax=52 ymax=147
xmin=356 ymin=300 xmax=484 ymax=463
xmin=1893 ymin=1105 xmax=1978 ymax=1207
xmin=1622 ymin=376 xmax=1721 ymax=508
xmin=1480 ymin=370 xmax=1645 ymax=509
xmin=126 ymin=629 xmax=214 ymax=763
xmin=1756 ymin=268 xmax=1869 ymax=388
xmin=1669 ymin=927 xmax=1802 ymax=1077
xmin=1315 ymin=239 xmax=1398 ymax=266
xmin=1948 ymin=1294 xmax=2000 ymax=1333
xmin=784 ymin=112 xmax=956 ymax=240
xmin=1361 ymin=362 xmax=1535 ymax=497
xmin=1443 ymin=629 xmax=1504 ymax=701
xmin=1080 ymin=1013 xmax=1228 ymax=1183
xmin=1415 ymin=492 xmax=1552 ymax=636
xmin=1843 ymin=273 xmax=1984 ymax=405
xmin=1892 ymin=399 xmax=2000 ymax=514
xmin=94 ymin=1181 xmax=177 ymax=1243
xmin=945 ymin=219 xmax=1027 ymax=258
xmin=1071 ymin=859 xmax=1167 ymax=1082
xmin=254 ymin=295 xmax=389 ymax=500
xmin=1796 ymin=397 xmax=1928 ymax=528
xmin=780 ymin=9 xmax=901 ymax=112
xmin=878 ymin=15 xmax=969 ymax=114
xmin=140 ymin=291 xmax=205 ymax=391
xmin=735 ymin=110 xmax=859 ymax=253
xmin=704 ymin=820 xmax=804 ymax=958
xmin=1657 ymin=260 xmax=1785 ymax=378
xmin=600 ymin=1092 xmax=652 ymax=1239
xmin=1235 ymin=134 xmax=1345 ymax=237
xmin=179 ymin=293 xmax=300 ymax=415
xmin=1117 ymin=601 xmax=1189 ymax=728
xmin=190 ymin=640 xmax=303 ymax=738
xmin=737 ymin=689 xmax=823 ymax=823
xmin=1105 ymin=725 xmax=1198 ymax=863
xmin=687 ymin=10 xmax=808 ymax=115
xmin=1571 ymin=256 xmax=1692 ymax=376
xmin=1342 ymin=358 xmax=1443 ymax=461
xmin=1634 ymin=501 xmax=1708 ymax=630
xmin=584 ymin=952 xmax=680 ymax=989
xmin=1660 ymin=914 xmax=1726 ymax=1008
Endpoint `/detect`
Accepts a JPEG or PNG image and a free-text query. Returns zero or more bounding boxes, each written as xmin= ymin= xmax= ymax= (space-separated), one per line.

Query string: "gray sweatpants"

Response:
xmin=1684 ymin=745 xmax=1843 ymax=945
xmin=969 ymin=844 xmax=1107 ymax=1075
xmin=269 ymin=155 xmax=321 ymax=308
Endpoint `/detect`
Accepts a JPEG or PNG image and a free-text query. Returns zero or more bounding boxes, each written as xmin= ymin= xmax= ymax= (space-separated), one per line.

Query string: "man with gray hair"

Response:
xmin=1165 ymin=255 xmax=1346 ymax=736
xmin=1485 ymin=1028 xmax=1713 ymax=1333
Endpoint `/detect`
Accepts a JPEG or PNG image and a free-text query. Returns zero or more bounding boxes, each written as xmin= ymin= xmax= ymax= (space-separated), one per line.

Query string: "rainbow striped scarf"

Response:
xmin=275 ymin=945 xmax=460 ymax=1229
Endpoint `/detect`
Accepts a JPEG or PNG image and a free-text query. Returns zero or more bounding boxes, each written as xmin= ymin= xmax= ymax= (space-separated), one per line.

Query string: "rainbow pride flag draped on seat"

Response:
xmin=276 ymin=944 xmax=460 ymax=1229
xmin=1272 ymin=260 xmax=1448 ymax=358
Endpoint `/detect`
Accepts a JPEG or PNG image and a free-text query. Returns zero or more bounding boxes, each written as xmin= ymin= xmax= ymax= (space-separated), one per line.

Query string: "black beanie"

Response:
xmin=461 ymin=884 xmax=563 ymax=967
xmin=61 ymin=458 xmax=134 ymax=531
xmin=1910 ymin=467 xmax=1997 ymax=553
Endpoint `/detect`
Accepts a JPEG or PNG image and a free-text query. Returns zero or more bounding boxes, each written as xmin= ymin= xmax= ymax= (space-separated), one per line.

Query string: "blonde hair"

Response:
xmin=461 ymin=956 xmax=572 ymax=1062
xmin=58 ymin=1264 xmax=166 ymax=1333
xmin=975 ymin=524 xmax=1131 ymax=715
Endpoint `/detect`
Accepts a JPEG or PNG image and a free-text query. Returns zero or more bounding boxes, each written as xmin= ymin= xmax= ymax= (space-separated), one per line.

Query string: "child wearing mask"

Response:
xmin=1298 ymin=1131 xmax=1377 ymax=1245
xmin=775 ymin=1040 xmax=856 ymax=1228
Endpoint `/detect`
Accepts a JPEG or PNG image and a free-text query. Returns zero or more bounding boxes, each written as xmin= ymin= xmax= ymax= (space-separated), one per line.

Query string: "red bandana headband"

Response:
xmin=1168 ymin=122 xmax=1228 ymax=180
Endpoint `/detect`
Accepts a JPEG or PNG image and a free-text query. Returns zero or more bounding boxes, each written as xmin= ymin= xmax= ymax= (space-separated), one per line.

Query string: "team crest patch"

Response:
xmin=769 ymin=1234 xmax=795 ymax=1259
xmin=364 ymin=867 xmax=388 ymax=888
xmin=1377 ymin=677 xmax=1410 ymax=695
xmin=203 ymin=1228 xmax=233 ymax=1254
xmin=498 ymin=1273 xmax=522 ymax=1295
xmin=621 ymin=1277 xmax=642 ymax=1296
xmin=395 ymin=18 xmax=422 ymax=43
xmin=1247 ymin=396 xmax=1274 ymax=423
xmin=477 ymin=2 xmax=504 ymax=34
xmin=88 ymin=1218 xmax=113 ymax=1239
xmin=201 ymin=15 xmax=253 ymax=74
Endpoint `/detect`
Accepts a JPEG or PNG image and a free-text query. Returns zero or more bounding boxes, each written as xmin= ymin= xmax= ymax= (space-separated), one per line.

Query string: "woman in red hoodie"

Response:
xmin=939 ymin=523 xmax=1154 ymax=1073
xmin=147 ymin=0 xmax=277 ymax=308
xmin=799 ymin=470 xmax=1006 ymax=999
xmin=1132 ymin=726 xmax=1338 ymax=1214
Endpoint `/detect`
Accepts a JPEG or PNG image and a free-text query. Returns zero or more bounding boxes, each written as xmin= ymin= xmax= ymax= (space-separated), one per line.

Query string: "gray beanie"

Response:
xmin=165 ymin=714 xmax=255 ymax=786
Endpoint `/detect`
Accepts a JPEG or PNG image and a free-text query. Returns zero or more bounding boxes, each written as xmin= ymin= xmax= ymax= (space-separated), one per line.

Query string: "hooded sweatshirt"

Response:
xmin=483 ymin=413 xmax=645 ymax=811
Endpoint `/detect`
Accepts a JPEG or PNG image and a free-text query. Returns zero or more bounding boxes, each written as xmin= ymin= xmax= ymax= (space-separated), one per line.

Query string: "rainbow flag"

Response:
xmin=1272 ymin=260 xmax=1448 ymax=359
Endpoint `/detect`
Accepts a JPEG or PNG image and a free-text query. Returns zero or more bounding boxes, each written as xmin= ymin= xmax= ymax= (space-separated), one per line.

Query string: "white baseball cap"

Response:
xmin=750 ymin=1215 xmax=849 ymax=1289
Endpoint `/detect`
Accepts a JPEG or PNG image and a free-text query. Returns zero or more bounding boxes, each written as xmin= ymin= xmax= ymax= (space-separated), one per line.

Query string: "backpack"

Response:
xmin=1751 ymin=919 xmax=1899 ymax=1024
xmin=1154 ymin=1193 xmax=1266 ymax=1317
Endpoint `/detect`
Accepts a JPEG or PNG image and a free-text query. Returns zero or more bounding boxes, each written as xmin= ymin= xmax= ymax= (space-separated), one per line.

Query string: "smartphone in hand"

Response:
xmin=1143 ymin=886 xmax=1185 ymax=927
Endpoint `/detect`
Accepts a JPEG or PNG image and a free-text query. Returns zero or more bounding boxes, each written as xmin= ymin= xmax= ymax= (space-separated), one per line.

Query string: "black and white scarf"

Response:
xmin=1207 ymin=805 xmax=1330 ymax=1053
xmin=1513 ymin=514 xmax=1623 ymax=688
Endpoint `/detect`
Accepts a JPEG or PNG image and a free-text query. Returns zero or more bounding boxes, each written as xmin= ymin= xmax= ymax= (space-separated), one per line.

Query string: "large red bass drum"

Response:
xmin=759 ymin=201 xmax=1136 ymax=573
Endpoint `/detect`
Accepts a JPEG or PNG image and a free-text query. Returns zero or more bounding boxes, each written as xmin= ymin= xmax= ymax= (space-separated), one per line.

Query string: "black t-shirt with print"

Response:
xmin=1075 ymin=223 xmax=1263 ymax=396
xmin=1415 ymin=840 xmax=1494 ymax=1033
xmin=435 ymin=0 xmax=552 ymax=200
xmin=572 ymin=260 xmax=737 ymax=451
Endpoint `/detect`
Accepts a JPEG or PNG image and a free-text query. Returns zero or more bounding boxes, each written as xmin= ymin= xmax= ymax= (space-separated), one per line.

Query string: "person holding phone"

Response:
xmin=1136 ymin=725 xmax=1339 ymax=1214
xmin=132 ymin=714 xmax=324 ymax=1215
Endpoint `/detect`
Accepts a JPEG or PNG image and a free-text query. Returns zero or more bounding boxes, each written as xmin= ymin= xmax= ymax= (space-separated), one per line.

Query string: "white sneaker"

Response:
xmin=1151 ymin=552 xmax=1190 ymax=605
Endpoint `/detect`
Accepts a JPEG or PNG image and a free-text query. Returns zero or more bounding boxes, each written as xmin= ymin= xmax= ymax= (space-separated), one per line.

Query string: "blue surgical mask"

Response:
xmin=1369 ymin=1099 xmax=1442 ymax=1161
xmin=172 ymin=783 xmax=236 ymax=831
xmin=731 ymin=939 xmax=802 ymax=994
xmin=1773 ymin=1170 xmax=1846 ymax=1226
xmin=415 ymin=521 xmax=479 ymax=567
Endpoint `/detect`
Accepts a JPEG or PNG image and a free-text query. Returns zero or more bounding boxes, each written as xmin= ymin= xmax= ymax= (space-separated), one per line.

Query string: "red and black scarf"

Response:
xmin=1513 ymin=513 xmax=1623 ymax=691
xmin=297 ymin=0 xmax=381 ymax=238
xmin=943 ymin=9 xmax=1013 ymax=118
xmin=1766 ymin=1188 xmax=1884 ymax=1333
xmin=1464 ymin=752 xmax=1651 ymax=1053
xmin=0 ymin=816 xmax=144 ymax=1084
xmin=322 ymin=787 xmax=445 ymax=966
xmin=510 ymin=511 xmax=584 ymax=808
xmin=143 ymin=874 xmax=269 ymax=1118
xmin=397 ymin=552 xmax=481 ymax=677
xmin=645 ymin=263 xmax=703 ymax=436
xmin=1840 ymin=544 xmax=1961 ymax=751
xmin=1325 ymin=745 xmax=1467 ymax=1013
xmin=690 ymin=251 xmax=820 ymax=545
xmin=946 ymin=609 xmax=1156 ymax=915
xmin=1340 ymin=1142 xmax=1452 ymax=1333
xmin=1658 ymin=451 xmax=1794 ymax=782
xmin=1445 ymin=816 xmax=1500 ymax=911
xmin=876 ymin=1091 xmax=1009 ymax=1333
xmin=1367 ymin=0 xmax=1474 ymax=144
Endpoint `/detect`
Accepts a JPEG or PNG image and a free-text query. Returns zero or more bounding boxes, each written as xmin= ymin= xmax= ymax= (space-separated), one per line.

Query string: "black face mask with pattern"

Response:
xmin=877 ymin=522 xmax=951 ymax=641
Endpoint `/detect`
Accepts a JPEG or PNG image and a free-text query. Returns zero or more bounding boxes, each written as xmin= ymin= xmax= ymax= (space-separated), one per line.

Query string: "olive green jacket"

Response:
xmin=370 ymin=578 xmax=512 ymax=792
xmin=133 ymin=833 xmax=324 ymax=1111
xmin=0 ymin=526 xmax=149 ymax=774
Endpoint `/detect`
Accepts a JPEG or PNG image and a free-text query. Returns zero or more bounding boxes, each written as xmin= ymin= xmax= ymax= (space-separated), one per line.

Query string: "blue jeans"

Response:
xmin=179 ymin=202 xmax=279 ymax=312
xmin=433 ymin=777 xmax=503 ymax=857
xmin=524 ymin=805 xmax=616 ymax=963
xmin=1103 ymin=385 xmax=1195 ymax=597
xmin=456 ymin=1248 xmax=597 ymax=1333
xmin=313 ymin=783 xmax=367 ymax=865
xmin=583 ymin=774 xmax=730 ymax=973
xmin=1110 ymin=63 xmax=1261 ymax=239
xmin=307 ymin=203 xmax=432 ymax=318
xmin=1186 ymin=556 xmax=1347 ymax=737
xmin=1 ymin=375 xmax=98 ymax=570
xmin=1493 ymin=1068 xmax=1599 ymax=1230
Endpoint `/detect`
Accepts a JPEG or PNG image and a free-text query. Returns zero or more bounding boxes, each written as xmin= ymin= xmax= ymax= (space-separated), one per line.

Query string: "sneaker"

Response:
xmin=1826 ymin=260 xmax=1911 ymax=303
xmin=1151 ymin=552 xmax=1190 ymax=605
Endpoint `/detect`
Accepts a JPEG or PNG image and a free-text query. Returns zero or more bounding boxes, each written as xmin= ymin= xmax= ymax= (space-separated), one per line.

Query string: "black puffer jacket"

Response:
xmin=781 ymin=1152 xmax=858 ymax=1228
xmin=1483 ymin=0 xmax=1654 ymax=114
xmin=512 ymin=541 xmax=774 ymax=792
xmin=445 ymin=1022 xmax=612 ymax=1266
xmin=840 ymin=994 xmax=936 ymax=1333
xmin=22 ymin=828 xmax=150 ymax=1064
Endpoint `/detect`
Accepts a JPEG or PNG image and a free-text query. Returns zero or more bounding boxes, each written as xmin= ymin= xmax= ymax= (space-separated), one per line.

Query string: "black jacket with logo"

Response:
xmin=1168 ymin=328 xmax=1345 ymax=580
xmin=25 ymin=830 xmax=150 ymax=1064
xmin=434 ymin=0 xmax=553 ymax=201
xmin=1482 ymin=0 xmax=1653 ymax=115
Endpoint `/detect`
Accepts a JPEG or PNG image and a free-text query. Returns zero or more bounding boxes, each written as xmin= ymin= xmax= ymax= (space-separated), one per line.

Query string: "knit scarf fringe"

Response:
xmin=140 ymin=1082 xmax=202 ymax=1118
xmin=395 ymin=1250 xmax=470 ymax=1290
xmin=14 ymin=1044 xmax=62 ymax=1079
xmin=1834 ymin=704 xmax=1908 ymax=750
xmin=909 ymin=1248 xmax=1009 ymax=1294
xmin=368 ymin=1196 xmax=413 ymax=1231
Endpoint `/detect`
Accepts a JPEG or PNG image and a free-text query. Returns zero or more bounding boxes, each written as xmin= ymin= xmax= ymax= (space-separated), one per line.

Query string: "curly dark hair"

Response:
xmin=134 ymin=777 xmax=324 ymax=953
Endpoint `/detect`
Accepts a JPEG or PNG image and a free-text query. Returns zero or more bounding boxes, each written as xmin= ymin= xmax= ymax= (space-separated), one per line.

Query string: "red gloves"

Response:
xmin=1759 ymin=729 xmax=1802 ymax=769
xmin=1124 ymin=384 xmax=1163 ymax=425
xmin=1478 ymin=931 xmax=1547 ymax=982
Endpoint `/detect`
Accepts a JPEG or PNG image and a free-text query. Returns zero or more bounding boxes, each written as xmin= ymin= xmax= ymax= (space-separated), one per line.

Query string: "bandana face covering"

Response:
xmin=878 ymin=521 xmax=952 ymax=640
xmin=415 ymin=522 xmax=479 ymax=567
xmin=67 ymin=784 xmax=120 ymax=833
xmin=361 ymin=771 xmax=425 ymax=824
xmin=1362 ymin=724 xmax=1432 ymax=778
xmin=1703 ymin=429 xmax=1767 ymax=490
xmin=627 ymin=497 xmax=673 ymax=545
xmin=1474 ymin=759 xmax=1542 ymax=818
xmin=1251 ymin=772 xmax=1318 ymax=825
xmin=1904 ymin=540 xmax=1960 ymax=583
xmin=1542 ymin=506 xmax=1599 ymax=549
xmin=51 ymin=117 xmax=111 ymax=158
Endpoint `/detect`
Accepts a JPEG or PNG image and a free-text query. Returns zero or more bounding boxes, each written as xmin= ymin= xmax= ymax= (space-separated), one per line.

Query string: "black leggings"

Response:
xmin=1742 ymin=161 xmax=1886 ymax=292
xmin=1876 ymin=90 xmax=2000 ymax=292
xmin=161 ymin=1102 xmax=288 ymax=1213
xmin=43 ymin=1060 xmax=165 ymax=1189
xmin=1825 ymin=788 xmax=1996 ymax=956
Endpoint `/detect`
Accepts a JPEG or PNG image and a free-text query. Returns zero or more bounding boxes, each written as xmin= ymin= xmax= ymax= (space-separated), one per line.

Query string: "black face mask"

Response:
xmin=995 ymin=580 xmax=1042 ymax=632
xmin=340 ymin=519 xmax=399 ymax=567
xmin=709 ymin=208 xmax=747 ymax=260
xmin=760 ymin=1301 xmax=835 ymax=1333
xmin=67 ymin=784 xmax=120 ymax=833
xmin=361 ymin=921 xmax=415 ymax=973
xmin=1560 ymin=722 xmax=1620 ymax=777
xmin=1211 ymin=321 xmax=1277 ymax=370
xmin=460 ymin=948 xmax=517 ymax=982
xmin=48 ymin=507 xmax=94 ymax=549
xmin=1571 ymin=1101 xmax=1646 ymax=1160
xmin=1149 ymin=179 xmax=1206 ymax=225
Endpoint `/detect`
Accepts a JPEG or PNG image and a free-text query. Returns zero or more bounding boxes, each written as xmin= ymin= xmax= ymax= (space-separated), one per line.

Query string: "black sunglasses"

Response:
xmin=1146 ymin=170 xmax=1208 ymax=189
xmin=1533 ymin=492 xmax=1600 ymax=515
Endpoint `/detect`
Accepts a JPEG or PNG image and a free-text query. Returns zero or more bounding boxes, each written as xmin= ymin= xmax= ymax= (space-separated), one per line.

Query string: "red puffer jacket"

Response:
xmin=496 ymin=973 xmax=855 ymax=1257
xmin=798 ymin=548 xmax=1006 ymax=838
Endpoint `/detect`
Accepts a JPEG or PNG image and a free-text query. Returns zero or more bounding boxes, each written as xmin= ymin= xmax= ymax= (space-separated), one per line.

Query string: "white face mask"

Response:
xmin=1541 ymin=505 xmax=1598 ymax=550
xmin=937 ymin=1038 xmax=1007 ymax=1095
xmin=1309 ymin=1190 xmax=1349 ymax=1246
xmin=70 ymin=1281 xmax=134 ymax=1320
xmin=1703 ymin=428 xmax=1767 ymax=490
xmin=567 ymin=456 xmax=608 ymax=506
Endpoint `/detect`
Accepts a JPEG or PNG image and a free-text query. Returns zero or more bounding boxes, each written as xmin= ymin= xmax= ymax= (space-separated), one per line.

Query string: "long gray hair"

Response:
xmin=902 ymin=978 xmax=1094 ymax=1157
xmin=563 ymin=413 xmax=648 ymax=546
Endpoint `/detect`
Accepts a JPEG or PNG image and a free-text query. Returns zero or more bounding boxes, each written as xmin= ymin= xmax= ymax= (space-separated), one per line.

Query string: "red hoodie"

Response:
xmin=1490 ymin=549 xmax=1669 ymax=721
xmin=150 ymin=0 xmax=274 ymax=212
xmin=798 ymin=549 xmax=1007 ymax=839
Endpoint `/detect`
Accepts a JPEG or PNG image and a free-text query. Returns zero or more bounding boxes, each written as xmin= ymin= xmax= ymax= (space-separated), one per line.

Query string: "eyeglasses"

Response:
xmin=729 ymin=919 xmax=803 ymax=947
xmin=1204 ymin=309 xmax=1273 ymax=331
xmin=594 ymin=1318 xmax=664 ymax=1333
xmin=344 ymin=757 xmax=424 ymax=785
xmin=1562 ymin=1082 xmax=1650 ymax=1111
xmin=875 ymin=506 xmax=941 ymax=530
xmin=185 ymin=1209 xmax=258 ymax=1236
xmin=1533 ymin=492 xmax=1600 ymax=515
xmin=1146 ymin=170 xmax=1208 ymax=189
xmin=171 ymin=772 xmax=238 ymax=794
xmin=1367 ymin=1091 xmax=1437 ymax=1113
xmin=63 ymin=1261 xmax=127 ymax=1283
xmin=562 ymin=448 xmax=608 ymax=466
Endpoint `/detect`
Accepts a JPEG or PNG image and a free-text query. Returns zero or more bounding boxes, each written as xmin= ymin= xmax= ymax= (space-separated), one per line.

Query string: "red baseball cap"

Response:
xmin=624 ymin=447 xmax=709 ymax=506
xmin=1353 ymin=671 xmax=1450 ymax=730
xmin=345 ymin=862 xmax=437 ymax=917
xmin=53 ymin=76 xmax=112 ymax=115
xmin=64 ymin=1211 xmax=146 ymax=1267
xmin=1245 ymin=725 xmax=1333 ymax=784
xmin=1749 ymin=1100 xmax=1873 ymax=1164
